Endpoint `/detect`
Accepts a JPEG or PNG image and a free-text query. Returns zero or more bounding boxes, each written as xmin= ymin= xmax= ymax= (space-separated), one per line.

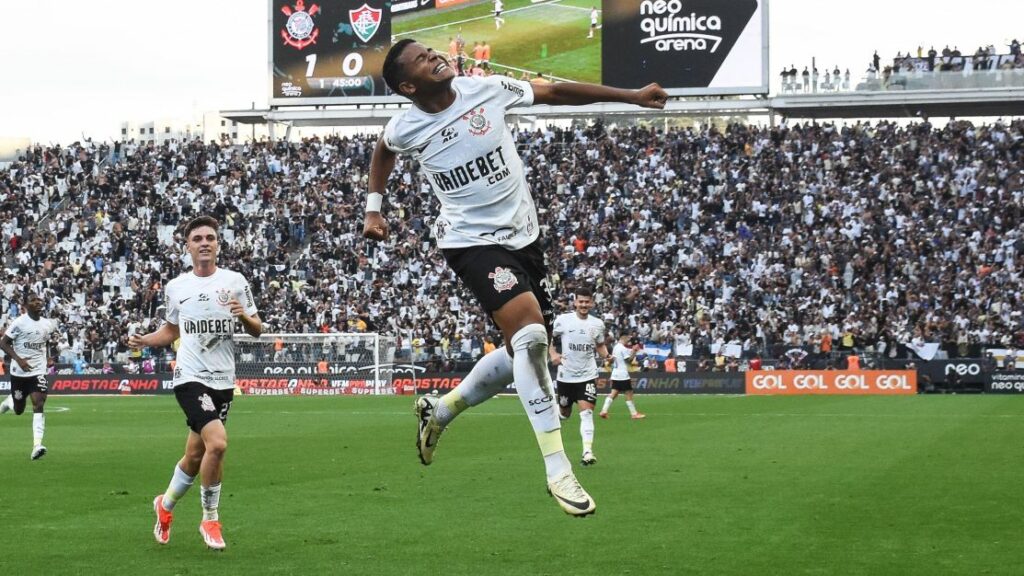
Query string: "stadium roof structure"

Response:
xmin=222 ymin=86 xmax=1024 ymax=129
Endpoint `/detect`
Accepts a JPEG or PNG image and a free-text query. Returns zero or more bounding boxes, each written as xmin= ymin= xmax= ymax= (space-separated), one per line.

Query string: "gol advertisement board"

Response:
xmin=746 ymin=371 xmax=917 ymax=395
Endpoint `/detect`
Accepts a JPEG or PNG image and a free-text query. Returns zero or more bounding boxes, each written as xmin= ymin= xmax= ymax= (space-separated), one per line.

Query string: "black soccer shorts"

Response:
xmin=557 ymin=379 xmax=598 ymax=407
xmin=174 ymin=382 xmax=234 ymax=433
xmin=611 ymin=378 xmax=634 ymax=392
xmin=10 ymin=374 xmax=48 ymax=400
xmin=442 ymin=238 xmax=554 ymax=328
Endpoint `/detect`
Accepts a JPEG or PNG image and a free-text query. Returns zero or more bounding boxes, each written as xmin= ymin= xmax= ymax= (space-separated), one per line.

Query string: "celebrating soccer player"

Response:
xmin=0 ymin=293 xmax=58 ymax=460
xmin=129 ymin=216 xmax=262 ymax=550
xmin=550 ymin=287 xmax=609 ymax=466
xmin=363 ymin=39 xmax=666 ymax=516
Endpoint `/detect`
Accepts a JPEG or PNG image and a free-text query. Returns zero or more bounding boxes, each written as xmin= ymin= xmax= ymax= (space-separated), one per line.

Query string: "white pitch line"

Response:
xmin=394 ymin=0 xmax=569 ymax=37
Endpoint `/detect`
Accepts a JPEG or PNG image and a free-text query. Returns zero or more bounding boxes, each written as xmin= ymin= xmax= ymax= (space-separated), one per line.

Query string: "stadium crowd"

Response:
xmin=1 ymin=118 xmax=1023 ymax=370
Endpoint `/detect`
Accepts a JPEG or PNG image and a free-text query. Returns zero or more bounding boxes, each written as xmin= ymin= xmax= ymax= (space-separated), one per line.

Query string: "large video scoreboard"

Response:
xmin=270 ymin=0 xmax=392 ymax=104
xmin=269 ymin=0 xmax=768 ymax=106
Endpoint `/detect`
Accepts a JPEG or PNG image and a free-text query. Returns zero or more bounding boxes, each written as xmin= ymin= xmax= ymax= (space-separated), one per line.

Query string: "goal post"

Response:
xmin=233 ymin=333 xmax=399 ymax=395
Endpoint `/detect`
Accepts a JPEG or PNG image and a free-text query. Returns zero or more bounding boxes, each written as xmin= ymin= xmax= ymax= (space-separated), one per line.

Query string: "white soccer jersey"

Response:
xmin=552 ymin=312 xmax=605 ymax=383
xmin=164 ymin=268 xmax=257 ymax=390
xmin=494 ymin=0 xmax=503 ymax=12
xmin=383 ymin=76 xmax=537 ymax=249
xmin=611 ymin=342 xmax=632 ymax=380
xmin=4 ymin=314 xmax=58 ymax=377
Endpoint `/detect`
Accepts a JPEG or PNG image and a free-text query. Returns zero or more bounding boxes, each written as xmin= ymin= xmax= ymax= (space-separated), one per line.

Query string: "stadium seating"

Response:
xmin=2 ymin=119 xmax=1022 ymax=371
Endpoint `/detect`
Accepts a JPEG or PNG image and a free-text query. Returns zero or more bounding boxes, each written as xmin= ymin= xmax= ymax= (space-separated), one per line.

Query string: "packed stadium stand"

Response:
xmin=1 ymin=119 xmax=1022 ymax=372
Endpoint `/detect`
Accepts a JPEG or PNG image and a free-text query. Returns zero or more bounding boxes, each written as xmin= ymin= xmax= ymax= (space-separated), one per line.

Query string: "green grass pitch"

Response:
xmin=392 ymin=0 xmax=602 ymax=83
xmin=1 ymin=394 xmax=1021 ymax=575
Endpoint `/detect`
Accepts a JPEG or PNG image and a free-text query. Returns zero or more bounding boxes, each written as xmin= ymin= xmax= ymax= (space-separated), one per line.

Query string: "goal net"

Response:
xmin=233 ymin=333 xmax=399 ymax=396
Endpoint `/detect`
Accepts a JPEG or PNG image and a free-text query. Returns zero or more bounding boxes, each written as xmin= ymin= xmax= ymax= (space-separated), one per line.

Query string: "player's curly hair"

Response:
xmin=383 ymin=38 xmax=417 ymax=96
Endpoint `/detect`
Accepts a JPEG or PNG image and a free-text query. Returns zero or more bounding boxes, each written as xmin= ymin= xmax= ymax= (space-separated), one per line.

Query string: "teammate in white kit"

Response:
xmin=363 ymin=38 xmax=665 ymax=516
xmin=549 ymin=287 xmax=608 ymax=466
xmin=129 ymin=216 xmax=262 ymax=551
xmin=494 ymin=0 xmax=504 ymax=29
xmin=588 ymin=6 xmax=599 ymax=38
xmin=0 ymin=293 xmax=59 ymax=460
xmin=600 ymin=333 xmax=646 ymax=419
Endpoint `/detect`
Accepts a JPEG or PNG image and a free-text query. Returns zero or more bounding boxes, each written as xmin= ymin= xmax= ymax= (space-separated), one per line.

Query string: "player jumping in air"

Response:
xmin=549 ymin=287 xmax=609 ymax=466
xmin=129 ymin=216 xmax=262 ymax=550
xmin=363 ymin=39 xmax=666 ymax=516
xmin=0 ymin=293 xmax=58 ymax=460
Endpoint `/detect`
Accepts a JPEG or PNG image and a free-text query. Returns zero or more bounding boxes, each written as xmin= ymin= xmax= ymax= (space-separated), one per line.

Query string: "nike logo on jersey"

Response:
xmin=179 ymin=297 xmax=192 ymax=304
xmin=534 ymin=405 xmax=553 ymax=415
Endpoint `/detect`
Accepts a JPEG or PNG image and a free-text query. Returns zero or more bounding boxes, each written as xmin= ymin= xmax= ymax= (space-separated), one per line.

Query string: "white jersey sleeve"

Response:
xmin=382 ymin=76 xmax=538 ymax=250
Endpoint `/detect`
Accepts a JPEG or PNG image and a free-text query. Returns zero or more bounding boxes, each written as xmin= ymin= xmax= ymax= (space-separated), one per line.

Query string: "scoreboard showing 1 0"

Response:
xmin=270 ymin=0 xmax=392 ymax=104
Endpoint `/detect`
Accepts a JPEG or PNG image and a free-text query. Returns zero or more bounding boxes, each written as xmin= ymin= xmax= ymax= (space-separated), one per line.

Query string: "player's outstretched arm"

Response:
xmin=363 ymin=136 xmax=397 ymax=242
xmin=127 ymin=322 xmax=180 ymax=351
xmin=531 ymin=81 xmax=667 ymax=109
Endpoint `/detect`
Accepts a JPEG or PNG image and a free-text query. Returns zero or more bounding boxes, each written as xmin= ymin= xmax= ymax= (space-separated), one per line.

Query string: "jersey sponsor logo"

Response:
xmin=488 ymin=266 xmax=519 ymax=292
xmin=349 ymin=3 xmax=382 ymax=43
xmin=182 ymin=318 xmax=235 ymax=335
xmin=280 ymin=0 xmax=321 ymax=50
xmin=428 ymin=144 xmax=510 ymax=192
xmin=434 ymin=218 xmax=450 ymax=240
xmin=479 ymin=226 xmax=518 ymax=242
xmin=568 ymin=342 xmax=595 ymax=352
xmin=500 ymin=81 xmax=524 ymax=98
xmin=462 ymin=107 xmax=492 ymax=136
xmin=199 ymin=393 xmax=216 ymax=412
xmin=441 ymin=127 xmax=458 ymax=144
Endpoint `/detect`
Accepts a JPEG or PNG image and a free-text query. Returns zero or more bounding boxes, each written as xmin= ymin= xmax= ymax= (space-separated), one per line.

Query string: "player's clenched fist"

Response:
xmin=363 ymin=212 xmax=390 ymax=241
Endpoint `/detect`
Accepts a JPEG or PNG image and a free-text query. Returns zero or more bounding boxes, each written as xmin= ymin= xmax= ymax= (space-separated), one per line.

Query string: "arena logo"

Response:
xmin=639 ymin=0 xmax=723 ymax=53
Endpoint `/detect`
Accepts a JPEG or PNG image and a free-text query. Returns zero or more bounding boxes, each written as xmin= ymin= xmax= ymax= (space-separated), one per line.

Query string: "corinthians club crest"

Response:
xmin=488 ymin=266 xmax=519 ymax=293
xmin=349 ymin=3 xmax=382 ymax=43
xmin=462 ymin=107 xmax=492 ymax=136
xmin=280 ymin=0 xmax=321 ymax=50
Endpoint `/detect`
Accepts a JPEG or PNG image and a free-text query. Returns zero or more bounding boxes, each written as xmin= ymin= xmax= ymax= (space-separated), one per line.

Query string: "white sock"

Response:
xmin=162 ymin=465 xmax=195 ymax=511
xmin=510 ymin=324 xmax=571 ymax=481
xmin=32 ymin=413 xmax=45 ymax=446
xmin=434 ymin=347 xmax=513 ymax=428
xmin=626 ymin=400 xmax=638 ymax=416
xmin=0 ymin=395 xmax=12 ymax=414
xmin=579 ymin=409 xmax=594 ymax=453
xmin=201 ymin=483 xmax=222 ymax=521
xmin=601 ymin=396 xmax=613 ymax=414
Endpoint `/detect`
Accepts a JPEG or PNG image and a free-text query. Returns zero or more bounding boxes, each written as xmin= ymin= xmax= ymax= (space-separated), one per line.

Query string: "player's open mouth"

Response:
xmin=433 ymin=62 xmax=448 ymax=75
